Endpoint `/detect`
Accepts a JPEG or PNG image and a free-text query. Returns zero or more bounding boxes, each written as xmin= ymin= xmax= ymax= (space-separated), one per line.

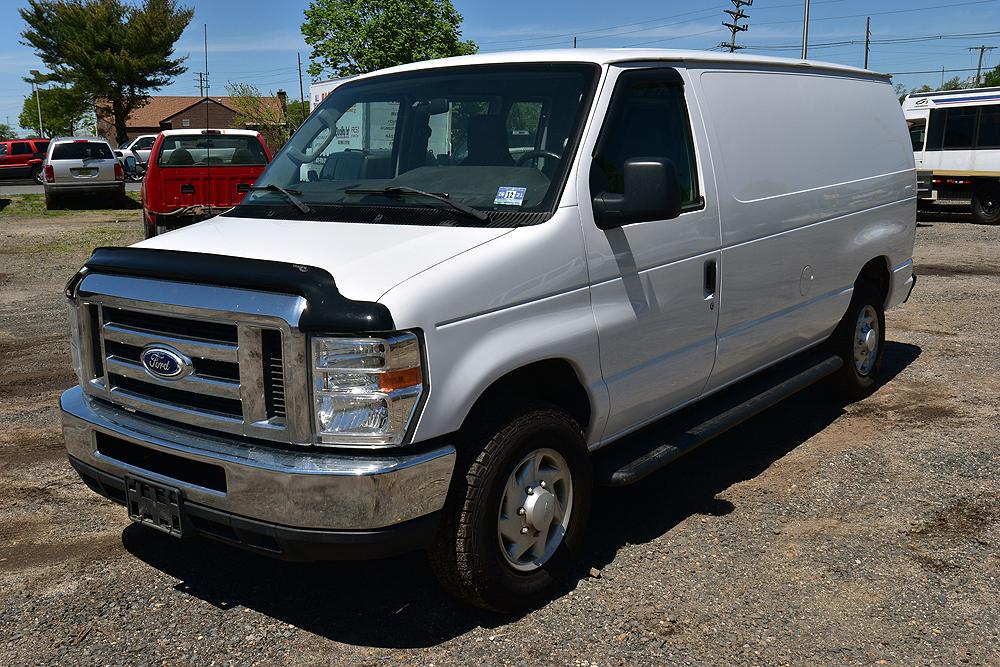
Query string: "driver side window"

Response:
xmin=592 ymin=69 xmax=700 ymax=206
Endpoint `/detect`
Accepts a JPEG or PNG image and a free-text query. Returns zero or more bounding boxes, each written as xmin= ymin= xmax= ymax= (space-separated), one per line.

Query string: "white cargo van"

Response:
xmin=61 ymin=50 xmax=917 ymax=611
xmin=903 ymin=86 xmax=1000 ymax=224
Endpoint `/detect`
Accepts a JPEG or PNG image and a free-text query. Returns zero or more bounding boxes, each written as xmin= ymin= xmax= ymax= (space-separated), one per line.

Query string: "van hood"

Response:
xmin=135 ymin=214 xmax=515 ymax=302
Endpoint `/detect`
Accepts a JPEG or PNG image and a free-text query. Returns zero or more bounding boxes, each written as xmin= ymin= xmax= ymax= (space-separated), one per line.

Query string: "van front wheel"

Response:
xmin=971 ymin=186 xmax=1000 ymax=225
xmin=428 ymin=403 xmax=592 ymax=612
xmin=827 ymin=280 xmax=886 ymax=401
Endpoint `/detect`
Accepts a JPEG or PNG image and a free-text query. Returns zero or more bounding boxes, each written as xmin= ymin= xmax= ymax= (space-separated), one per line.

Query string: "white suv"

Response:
xmin=44 ymin=137 xmax=124 ymax=209
xmin=60 ymin=50 xmax=917 ymax=611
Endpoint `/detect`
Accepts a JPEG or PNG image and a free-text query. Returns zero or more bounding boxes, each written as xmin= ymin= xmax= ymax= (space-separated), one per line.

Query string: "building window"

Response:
xmin=182 ymin=118 xmax=191 ymax=127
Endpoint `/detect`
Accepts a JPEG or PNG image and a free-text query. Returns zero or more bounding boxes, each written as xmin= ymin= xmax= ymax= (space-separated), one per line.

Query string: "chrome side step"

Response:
xmin=594 ymin=350 xmax=844 ymax=487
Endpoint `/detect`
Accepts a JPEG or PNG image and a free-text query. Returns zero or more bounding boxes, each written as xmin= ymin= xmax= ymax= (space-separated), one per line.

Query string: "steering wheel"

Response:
xmin=515 ymin=149 xmax=562 ymax=167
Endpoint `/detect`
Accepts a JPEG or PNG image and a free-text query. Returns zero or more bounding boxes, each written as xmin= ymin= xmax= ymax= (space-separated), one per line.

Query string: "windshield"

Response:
xmin=157 ymin=134 xmax=268 ymax=167
xmin=229 ymin=63 xmax=599 ymax=226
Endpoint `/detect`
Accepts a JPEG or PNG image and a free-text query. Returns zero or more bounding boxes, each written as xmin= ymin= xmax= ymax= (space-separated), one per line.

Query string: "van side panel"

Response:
xmin=694 ymin=67 xmax=916 ymax=391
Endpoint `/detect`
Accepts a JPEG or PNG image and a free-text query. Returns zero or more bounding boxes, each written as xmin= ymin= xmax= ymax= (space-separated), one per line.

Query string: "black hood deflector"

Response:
xmin=66 ymin=247 xmax=394 ymax=333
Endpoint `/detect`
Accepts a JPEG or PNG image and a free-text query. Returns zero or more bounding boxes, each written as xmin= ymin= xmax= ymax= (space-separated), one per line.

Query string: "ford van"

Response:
xmin=61 ymin=50 xmax=917 ymax=611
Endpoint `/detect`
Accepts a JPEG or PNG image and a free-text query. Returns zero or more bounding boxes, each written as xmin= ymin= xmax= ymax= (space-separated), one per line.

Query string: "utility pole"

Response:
xmin=195 ymin=72 xmax=206 ymax=96
xmin=968 ymin=45 xmax=997 ymax=86
xmin=297 ymin=52 xmax=306 ymax=126
xmin=719 ymin=0 xmax=752 ymax=53
xmin=28 ymin=69 xmax=44 ymax=137
xmin=573 ymin=35 xmax=577 ymax=48
xmin=801 ymin=0 xmax=811 ymax=59
xmin=864 ymin=17 xmax=871 ymax=69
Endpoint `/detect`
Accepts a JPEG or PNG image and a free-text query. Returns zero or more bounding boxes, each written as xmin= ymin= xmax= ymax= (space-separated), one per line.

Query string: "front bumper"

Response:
xmin=61 ymin=386 xmax=456 ymax=558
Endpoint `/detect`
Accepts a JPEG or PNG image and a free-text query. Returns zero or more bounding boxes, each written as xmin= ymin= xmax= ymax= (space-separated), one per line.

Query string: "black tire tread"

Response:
xmin=427 ymin=401 xmax=583 ymax=612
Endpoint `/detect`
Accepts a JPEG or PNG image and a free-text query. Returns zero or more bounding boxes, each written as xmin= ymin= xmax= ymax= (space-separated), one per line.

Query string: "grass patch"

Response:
xmin=8 ymin=223 xmax=141 ymax=254
xmin=0 ymin=192 xmax=141 ymax=219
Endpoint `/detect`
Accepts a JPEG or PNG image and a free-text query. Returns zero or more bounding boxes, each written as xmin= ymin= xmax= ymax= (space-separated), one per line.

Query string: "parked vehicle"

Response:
xmin=119 ymin=134 xmax=158 ymax=164
xmin=43 ymin=137 xmax=124 ymax=209
xmin=62 ymin=50 xmax=917 ymax=611
xmin=141 ymin=129 xmax=271 ymax=237
xmin=0 ymin=137 xmax=50 ymax=183
xmin=903 ymin=86 xmax=1000 ymax=224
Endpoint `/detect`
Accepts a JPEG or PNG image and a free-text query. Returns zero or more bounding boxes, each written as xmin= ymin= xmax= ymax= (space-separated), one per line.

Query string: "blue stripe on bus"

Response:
xmin=933 ymin=94 xmax=1000 ymax=105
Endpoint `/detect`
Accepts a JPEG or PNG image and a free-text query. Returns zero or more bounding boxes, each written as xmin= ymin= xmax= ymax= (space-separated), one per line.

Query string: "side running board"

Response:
xmin=594 ymin=350 xmax=844 ymax=487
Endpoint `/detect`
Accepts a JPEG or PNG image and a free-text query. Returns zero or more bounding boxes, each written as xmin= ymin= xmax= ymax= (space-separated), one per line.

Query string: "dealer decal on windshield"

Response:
xmin=494 ymin=186 xmax=527 ymax=206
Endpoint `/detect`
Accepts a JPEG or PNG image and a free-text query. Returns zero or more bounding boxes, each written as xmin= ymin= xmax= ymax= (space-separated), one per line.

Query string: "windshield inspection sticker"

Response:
xmin=494 ymin=186 xmax=527 ymax=206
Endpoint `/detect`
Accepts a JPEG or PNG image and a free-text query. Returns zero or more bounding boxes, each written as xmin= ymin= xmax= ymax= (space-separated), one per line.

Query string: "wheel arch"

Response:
xmin=857 ymin=255 xmax=892 ymax=308
xmin=460 ymin=358 xmax=593 ymax=437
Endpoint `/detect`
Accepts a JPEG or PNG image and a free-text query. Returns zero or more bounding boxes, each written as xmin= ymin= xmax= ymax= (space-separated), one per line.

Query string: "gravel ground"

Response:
xmin=0 ymin=209 xmax=998 ymax=666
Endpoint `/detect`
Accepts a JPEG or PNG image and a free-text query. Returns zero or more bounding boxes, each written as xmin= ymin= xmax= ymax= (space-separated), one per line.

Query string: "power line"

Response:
xmin=744 ymin=29 xmax=1000 ymax=52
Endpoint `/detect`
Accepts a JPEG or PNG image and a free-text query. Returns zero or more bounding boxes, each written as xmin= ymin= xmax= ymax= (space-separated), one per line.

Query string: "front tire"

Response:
xmin=827 ymin=279 xmax=886 ymax=401
xmin=428 ymin=402 xmax=592 ymax=612
xmin=971 ymin=186 xmax=1000 ymax=225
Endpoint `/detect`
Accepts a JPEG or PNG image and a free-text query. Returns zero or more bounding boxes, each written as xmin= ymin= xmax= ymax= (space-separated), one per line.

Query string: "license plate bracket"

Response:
xmin=125 ymin=476 xmax=186 ymax=538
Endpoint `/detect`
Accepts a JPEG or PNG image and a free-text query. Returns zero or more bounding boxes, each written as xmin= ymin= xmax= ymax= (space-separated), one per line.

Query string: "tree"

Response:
xmin=18 ymin=86 xmax=89 ymax=137
xmin=225 ymin=82 xmax=290 ymax=150
xmin=0 ymin=123 xmax=15 ymax=140
xmin=20 ymin=0 xmax=193 ymax=145
xmin=941 ymin=76 xmax=965 ymax=91
xmin=981 ymin=64 xmax=1000 ymax=87
xmin=302 ymin=0 xmax=477 ymax=78
xmin=285 ymin=100 xmax=309 ymax=128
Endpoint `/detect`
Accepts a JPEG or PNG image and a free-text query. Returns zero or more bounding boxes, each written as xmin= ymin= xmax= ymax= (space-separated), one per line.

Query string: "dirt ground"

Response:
xmin=0 ymin=209 xmax=998 ymax=666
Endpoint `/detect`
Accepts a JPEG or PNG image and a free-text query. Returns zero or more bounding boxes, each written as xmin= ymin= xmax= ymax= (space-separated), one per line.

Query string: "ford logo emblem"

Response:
xmin=140 ymin=346 xmax=192 ymax=380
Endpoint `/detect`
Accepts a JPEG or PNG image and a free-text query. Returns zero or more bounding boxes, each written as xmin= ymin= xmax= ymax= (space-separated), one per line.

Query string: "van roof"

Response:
xmin=352 ymin=48 xmax=889 ymax=82
xmin=50 ymin=136 xmax=112 ymax=144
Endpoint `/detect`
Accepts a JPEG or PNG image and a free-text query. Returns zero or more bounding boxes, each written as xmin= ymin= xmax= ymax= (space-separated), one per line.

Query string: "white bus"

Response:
xmin=903 ymin=86 xmax=1000 ymax=224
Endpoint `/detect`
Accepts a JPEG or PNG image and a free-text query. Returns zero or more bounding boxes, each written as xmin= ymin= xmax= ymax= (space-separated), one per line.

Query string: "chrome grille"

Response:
xmin=73 ymin=273 xmax=311 ymax=445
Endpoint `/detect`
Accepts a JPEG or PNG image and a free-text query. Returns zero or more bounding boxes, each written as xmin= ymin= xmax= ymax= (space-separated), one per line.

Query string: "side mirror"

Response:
xmin=592 ymin=157 xmax=682 ymax=230
xmin=123 ymin=155 xmax=137 ymax=174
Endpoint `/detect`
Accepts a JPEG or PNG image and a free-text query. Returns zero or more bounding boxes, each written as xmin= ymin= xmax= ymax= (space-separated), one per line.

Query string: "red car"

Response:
xmin=141 ymin=129 xmax=271 ymax=237
xmin=0 ymin=138 xmax=51 ymax=183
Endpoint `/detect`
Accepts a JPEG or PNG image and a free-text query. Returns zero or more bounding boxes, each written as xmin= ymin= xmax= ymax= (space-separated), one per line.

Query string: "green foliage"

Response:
xmin=286 ymin=100 xmax=309 ymax=128
xmin=981 ymin=64 xmax=1000 ymax=88
xmin=302 ymin=0 xmax=477 ymax=78
xmin=20 ymin=0 xmax=193 ymax=144
xmin=225 ymin=82 xmax=290 ymax=150
xmin=18 ymin=86 xmax=90 ymax=137
xmin=941 ymin=76 xmax=965 ymax=91
xmin=0 ymin=123 xmax=15 ymax=140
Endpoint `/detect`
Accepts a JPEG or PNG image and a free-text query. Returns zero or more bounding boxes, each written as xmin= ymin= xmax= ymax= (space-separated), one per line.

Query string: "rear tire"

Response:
xmin=428 ymin=402 xmax=592 ymax=612
xmin=44 ymin=193 xmax=62 ymax=210
xmin=971 ymin=186 xmax=1000 ymax=225
xmin=31 ymin=166 xmax=43 ymax=185
xmin=827 ymin=279 xmax=886 ymax=401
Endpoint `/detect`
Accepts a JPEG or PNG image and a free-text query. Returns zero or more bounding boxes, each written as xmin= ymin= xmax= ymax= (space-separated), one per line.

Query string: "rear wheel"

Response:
xmin=428 ymin=402 xmax=592 ymax=612
xmin=44 ymin=193 xmax=62 ymax=210
xmin=31 ymin=166 xmax=43 ymax=185
xmin=971 ymin=186 xmax=1000 ymax=225
xmin=827 ymin=280 xmax=886 ymax=401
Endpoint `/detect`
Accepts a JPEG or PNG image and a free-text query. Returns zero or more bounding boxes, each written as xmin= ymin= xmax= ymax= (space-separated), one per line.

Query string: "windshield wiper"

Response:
xmin=344 ymin=186 xmax=489 ymax=223
xmin=248 ymin=184 xmax=312 ymax=214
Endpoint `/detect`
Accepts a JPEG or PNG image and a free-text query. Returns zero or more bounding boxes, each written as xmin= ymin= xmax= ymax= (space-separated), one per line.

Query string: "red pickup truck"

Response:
xmin=141 ymin=129 xmax=271 ymax=237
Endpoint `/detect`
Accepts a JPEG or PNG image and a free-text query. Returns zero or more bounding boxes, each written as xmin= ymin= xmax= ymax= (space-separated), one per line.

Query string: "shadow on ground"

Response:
xmin=123 ymin=341 xmax=922 ymax=648
xmin=0 ymin=198 xmax=10 ymax=213
xmin=53 ymin=194 xmax=141 ymax=211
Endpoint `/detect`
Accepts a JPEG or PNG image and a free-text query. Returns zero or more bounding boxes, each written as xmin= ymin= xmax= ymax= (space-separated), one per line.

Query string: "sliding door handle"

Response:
xmin=704 ymin=259 xmax=717 ymax=306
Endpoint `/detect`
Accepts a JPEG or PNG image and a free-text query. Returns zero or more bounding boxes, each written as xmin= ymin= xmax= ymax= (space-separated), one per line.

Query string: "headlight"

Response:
xmin=311 ymin=333 xmax=423 ymax=446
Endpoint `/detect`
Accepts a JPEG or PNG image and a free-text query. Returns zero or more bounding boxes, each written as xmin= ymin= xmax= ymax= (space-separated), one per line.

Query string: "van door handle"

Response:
xmin=704 ymin=259 xmax=717 ymax=304
xmin=237 ymin=183 xmax=250 ymax=193
xmin=181 ymin=184 xmax=195 ymax=194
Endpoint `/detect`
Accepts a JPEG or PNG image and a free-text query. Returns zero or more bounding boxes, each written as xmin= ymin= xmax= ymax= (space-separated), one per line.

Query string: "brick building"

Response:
xmin=97 ymin=95 xmax=283 ymax=147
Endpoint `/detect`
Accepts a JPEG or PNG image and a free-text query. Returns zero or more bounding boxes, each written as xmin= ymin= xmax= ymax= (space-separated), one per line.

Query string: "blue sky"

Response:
xmin=3 ymin=0 xmax=1000 ymax=135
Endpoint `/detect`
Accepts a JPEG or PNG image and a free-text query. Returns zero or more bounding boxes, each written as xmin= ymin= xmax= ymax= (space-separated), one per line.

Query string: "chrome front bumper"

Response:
xmin=60 ymin=386 xmax=456 ymax=532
